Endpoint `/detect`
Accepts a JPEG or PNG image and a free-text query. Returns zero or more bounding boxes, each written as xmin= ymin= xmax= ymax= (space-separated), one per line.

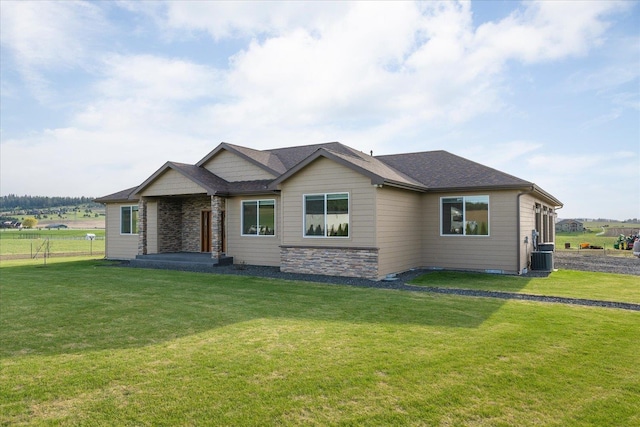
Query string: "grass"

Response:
xmin=555 ymin=232 xmax=632 ymax=255
xmin=0 ymin=229 xmax=105 ymax=238
xmin=410 ymin=270 xmax=640 ymax=304
xmin=1 ymin=259 xmax=639 ymax=426
xmin=0 ymin=229 xmax=105 ymax=257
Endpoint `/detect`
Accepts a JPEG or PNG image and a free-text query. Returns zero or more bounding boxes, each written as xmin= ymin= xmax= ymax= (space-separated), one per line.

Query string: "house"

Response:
xmin=95 ymin=142 xmax=562 ymax=279
xmin=555 ymin=219 xmax=584 ymax=233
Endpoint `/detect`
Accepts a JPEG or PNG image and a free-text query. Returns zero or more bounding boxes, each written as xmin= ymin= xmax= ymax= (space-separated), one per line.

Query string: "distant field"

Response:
xmin=582 ymin=221 xmax=640 ymax=229
xmin=3 ymin=205 xmax=106 ymax=230
xmin=0 ymin=229 xmax=105 ymax=258
xmin=556 ymin=221 xmax=638 ymax=254
xmin=555 ymin=232 xmax=635 ymax=255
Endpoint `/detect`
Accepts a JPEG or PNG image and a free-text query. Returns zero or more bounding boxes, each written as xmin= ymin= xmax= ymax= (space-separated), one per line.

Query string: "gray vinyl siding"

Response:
xmin=226 ymin=195 xmax=281 ymax=266
xmin=202 ymin=150 xmax=276 ymax=181
xmin=422 ymin=191 xmax=519 ymax=273
xmin=104 ymin=203 xmax=139 ymax=259
xmin=140 ymin=169 xmax=207 ymax=196
xmin=280 ymin=157 xmax=376 ymax=248
xmin=376 ymin=186 xmax=423 ymax=276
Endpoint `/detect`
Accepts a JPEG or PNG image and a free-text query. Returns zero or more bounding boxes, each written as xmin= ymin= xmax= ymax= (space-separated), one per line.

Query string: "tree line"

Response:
xmin=0 ymin=195 xmax=99 ymax=210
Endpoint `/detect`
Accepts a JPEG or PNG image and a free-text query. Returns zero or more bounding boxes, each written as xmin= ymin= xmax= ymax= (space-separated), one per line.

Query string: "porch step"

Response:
xmin=130 ymin=252 xmax=233 ymax=272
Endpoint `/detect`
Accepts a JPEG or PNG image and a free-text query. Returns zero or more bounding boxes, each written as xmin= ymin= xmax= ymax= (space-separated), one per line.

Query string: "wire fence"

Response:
xmin=0 ymin=236 xmax=105 ymax=260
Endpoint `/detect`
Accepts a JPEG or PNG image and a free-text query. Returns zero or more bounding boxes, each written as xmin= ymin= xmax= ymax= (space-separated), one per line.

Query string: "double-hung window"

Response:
xmin=304 ymin=193 xmax=349 ymax=237
xmin=242 ymin=200 xmax=275 ymax=236
xmin=121 ymin=205 xmax=139 ymax=234
xmin=441 ymin=196 xmax=489 ymax=236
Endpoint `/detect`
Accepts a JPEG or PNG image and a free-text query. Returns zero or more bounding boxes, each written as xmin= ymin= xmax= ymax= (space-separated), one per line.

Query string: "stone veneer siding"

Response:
xmin=181 ymin=196 xmax=211 ymax=252
xmin=211 ymin=196 xmax=223 ymax=259
xmin=280 ymin=246 xmax=379 ymax=280
xmin=137 ymin=198 xmax=148 ymax=255
xmin=157 ymin=198 xmax=182 ymax=253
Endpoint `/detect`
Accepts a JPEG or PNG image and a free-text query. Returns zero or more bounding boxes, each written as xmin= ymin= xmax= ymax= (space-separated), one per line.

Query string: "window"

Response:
xmin=441 ymin=196 xmax=489 ymax=236
xmin=304 ymin=193 xmax=349 ymax=237
xmin=242 ymin=200 xmax=275 ymax=236
xmin=121 ymin=205 xmax=139 ymax=234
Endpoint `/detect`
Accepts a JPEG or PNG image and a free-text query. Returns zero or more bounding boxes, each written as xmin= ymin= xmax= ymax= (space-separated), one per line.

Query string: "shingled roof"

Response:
xmin=94 ymin=186 xmax=139 ymax=203
xmin=376 ymin=150 xmax=531 ymax=190
xmin=97 ymin=141 xmax=562 ymax=207
xmin=266 ymin=142 xmax=361 ymax=169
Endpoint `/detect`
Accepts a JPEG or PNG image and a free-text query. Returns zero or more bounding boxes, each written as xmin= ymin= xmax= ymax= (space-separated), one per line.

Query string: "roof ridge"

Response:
xmin=265 ymin=141 xmax=342 ymax=152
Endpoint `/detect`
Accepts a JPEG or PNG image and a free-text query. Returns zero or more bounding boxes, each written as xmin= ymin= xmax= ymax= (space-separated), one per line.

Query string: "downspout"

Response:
xmin=516 ymin=187 xmax=535 ymax=275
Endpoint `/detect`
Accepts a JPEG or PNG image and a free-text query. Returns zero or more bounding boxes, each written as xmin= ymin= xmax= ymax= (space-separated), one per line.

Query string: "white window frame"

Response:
xmin=440 ymin=195 xmax=490 ymax=237
xmin=120 ymin=205 xmax=139 ymax=235
xmin=303 ymin=192 xmax=350 ymax=238
xmin=241 ymin=199 xmax=276 ymax=237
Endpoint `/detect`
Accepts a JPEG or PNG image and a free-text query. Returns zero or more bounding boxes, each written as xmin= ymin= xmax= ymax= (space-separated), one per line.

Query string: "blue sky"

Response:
xmin=1 ymin=0 xmax=638 ymax=220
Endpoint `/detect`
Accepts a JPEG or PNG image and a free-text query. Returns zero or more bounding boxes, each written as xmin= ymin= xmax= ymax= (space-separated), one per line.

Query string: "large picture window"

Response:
xmin=242 ymin=200 xmax=275 ymax=236
xmin=304 ymin=193 xmax=349 ymax=237
xmin=441 ymin=196 xmax=489 ymax=236
xmin=121 ymin=205 xmax=139 ymax=234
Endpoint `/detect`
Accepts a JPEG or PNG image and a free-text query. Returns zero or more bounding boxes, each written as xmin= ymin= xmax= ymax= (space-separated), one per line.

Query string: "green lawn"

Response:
xmin=1 ymin=259 xmax=638 ymax=426
xmin=411 ymin=270 xmax=640 ymax=304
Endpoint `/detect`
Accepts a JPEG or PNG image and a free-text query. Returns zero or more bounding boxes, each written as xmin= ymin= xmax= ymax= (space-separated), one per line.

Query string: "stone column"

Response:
xmin=138 ymin=197 xmax=148 ymax=255
xmin=211 ymin=195 xmax=223 ymax=259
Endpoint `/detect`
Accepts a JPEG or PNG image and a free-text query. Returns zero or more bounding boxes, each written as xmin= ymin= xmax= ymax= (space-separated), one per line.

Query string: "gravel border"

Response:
xmin=121 ymin=258 xmax=640 ymax=312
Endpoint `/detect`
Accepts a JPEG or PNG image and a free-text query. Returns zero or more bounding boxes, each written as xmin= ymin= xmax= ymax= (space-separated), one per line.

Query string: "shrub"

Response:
xmin=22 ymin=217 xmax=38 ymax=229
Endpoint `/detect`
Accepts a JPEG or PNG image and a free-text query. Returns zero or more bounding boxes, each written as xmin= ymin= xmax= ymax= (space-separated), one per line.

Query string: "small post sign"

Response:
xmin=86 ymin=233 xmax=96 ymax=255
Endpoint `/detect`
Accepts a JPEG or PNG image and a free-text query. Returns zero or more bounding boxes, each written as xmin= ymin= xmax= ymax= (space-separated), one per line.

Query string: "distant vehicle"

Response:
xmin=44 ymin=224 xmax=68 ymax=229
xmin=633 ymin=240 xmax=640 ymax=258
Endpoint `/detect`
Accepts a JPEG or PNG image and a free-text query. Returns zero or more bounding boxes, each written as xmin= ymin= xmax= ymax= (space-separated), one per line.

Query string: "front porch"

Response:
xmin=138 ymin=194 xmax=226 ymax=258
xmin=130 ymin=252 xmax=233 ymax=272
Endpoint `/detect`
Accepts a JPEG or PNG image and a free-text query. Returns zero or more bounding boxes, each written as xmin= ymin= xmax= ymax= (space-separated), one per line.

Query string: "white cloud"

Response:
xmin=172 ymin=0 xmax=628 ymax=136
xmin=526 ymin=150 xmax=639 ymax=218
xmin=0 ymin=125 xmax=211 ymax=197
xmin=0 ymin=1 xmax=107 ymax=101
xmin=95 ymin=54 xmax=223 ymax=101
xmin=2 ymin=0 xmax=636 ymax=219
xmin=162 ymin=1 xmax=348 ymax=40
xmin=460 ymin=140 xmax=544 ymax=169
xmin=470 ymin=0 xmax=625 ymax=65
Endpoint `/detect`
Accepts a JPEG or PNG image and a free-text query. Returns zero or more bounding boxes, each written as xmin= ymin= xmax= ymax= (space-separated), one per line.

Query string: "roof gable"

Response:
xmin=270 ymin=146 xmax=424 ymax=190
xmin=133 ymin=162 xmax=229 ymax=196
xmin=197 ymin=142 xmax=285 ymax=176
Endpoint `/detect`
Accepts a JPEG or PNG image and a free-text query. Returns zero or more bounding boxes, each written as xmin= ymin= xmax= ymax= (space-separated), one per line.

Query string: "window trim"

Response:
xmin=303 ymin=192 xmax=350 ymax=238
xmin=439 ymin=195 xmax=490 ymax=237
xmin=240 ymin=199 xmax=276 ymax=237
xmin=120 ymin=205 xmax=139 ymax=235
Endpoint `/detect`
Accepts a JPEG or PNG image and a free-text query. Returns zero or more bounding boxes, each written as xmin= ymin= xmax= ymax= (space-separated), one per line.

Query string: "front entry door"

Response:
xmin=201 ymin=210 xmax=212 ymax=252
